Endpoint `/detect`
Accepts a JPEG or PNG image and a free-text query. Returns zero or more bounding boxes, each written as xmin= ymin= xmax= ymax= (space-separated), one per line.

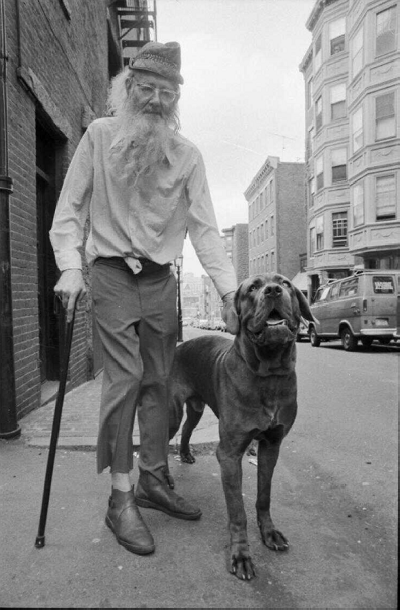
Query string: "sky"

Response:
xmin=156 ymin=0 xmax=316 ymax=275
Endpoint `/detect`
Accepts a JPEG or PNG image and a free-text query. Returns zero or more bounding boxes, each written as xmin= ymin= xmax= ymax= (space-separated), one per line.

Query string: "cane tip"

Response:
xmin=35 ymin=535 xmax=45 ymax=548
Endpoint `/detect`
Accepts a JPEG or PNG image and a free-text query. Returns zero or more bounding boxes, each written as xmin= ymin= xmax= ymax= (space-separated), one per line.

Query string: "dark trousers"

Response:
xmin=92 ymin=257 xmax=177 ymax=476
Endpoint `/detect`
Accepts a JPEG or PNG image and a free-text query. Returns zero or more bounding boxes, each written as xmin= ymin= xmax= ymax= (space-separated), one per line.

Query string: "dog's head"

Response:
xmin=231 ymin=273 xmax=317 ymax=375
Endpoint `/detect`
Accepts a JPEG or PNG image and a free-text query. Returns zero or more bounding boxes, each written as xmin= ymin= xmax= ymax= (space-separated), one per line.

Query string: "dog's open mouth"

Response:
xmin=265 ymin=311 xmax=288 ymax=329
xmin=248 ymin=309 xmax=294 ymax=345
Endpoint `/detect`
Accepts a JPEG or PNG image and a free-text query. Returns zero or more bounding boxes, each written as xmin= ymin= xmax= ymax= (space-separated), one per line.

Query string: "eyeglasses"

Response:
xmin=134 ymin=82 xmax=178 ymax=104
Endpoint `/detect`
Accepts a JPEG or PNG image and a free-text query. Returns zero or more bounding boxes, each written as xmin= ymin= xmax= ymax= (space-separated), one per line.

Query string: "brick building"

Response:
xmin=0 ymin=0 xmax=156 ymax=433
xmin=245 ymin=156 xmax=306 ymax=281
xmin=222 ymin=224 xmax=249 ymax=285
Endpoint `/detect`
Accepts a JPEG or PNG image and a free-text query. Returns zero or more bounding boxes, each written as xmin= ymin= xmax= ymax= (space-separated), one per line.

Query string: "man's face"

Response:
xmin=128 ymin=71 xmax=179 ymax=119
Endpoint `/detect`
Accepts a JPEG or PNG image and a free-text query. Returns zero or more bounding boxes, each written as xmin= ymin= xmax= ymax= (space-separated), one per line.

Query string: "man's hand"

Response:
xmin=54 ymin=269 xmax=86 ymax=322
xmin=221 ymin=290 xmax=239 ymax=335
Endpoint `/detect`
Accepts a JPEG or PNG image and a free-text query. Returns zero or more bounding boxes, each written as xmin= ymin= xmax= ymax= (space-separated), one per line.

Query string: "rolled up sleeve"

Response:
xmin=49 ymin=129 xmax=94 ymax=271
xmin=185 ymin=150 xmax=237 ymax=297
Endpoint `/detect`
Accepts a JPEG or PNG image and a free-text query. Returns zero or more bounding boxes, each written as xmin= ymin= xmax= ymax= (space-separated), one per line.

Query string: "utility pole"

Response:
xmin=0 ymin=0 xmax=20 ymax=439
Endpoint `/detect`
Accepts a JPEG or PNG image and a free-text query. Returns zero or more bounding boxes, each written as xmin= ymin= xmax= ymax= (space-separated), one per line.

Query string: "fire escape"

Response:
xmin=108 ymin=0 xmax=157 ymax=69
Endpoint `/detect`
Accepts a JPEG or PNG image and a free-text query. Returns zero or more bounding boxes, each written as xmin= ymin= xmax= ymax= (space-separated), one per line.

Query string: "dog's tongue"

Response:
xmin=266 ymin=312 xmax=287 ymax=327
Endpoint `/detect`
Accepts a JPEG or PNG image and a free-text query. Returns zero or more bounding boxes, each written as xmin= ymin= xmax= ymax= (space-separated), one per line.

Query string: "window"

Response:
xmin=308 ymin=177 xmax=315 ymax=208
xmin=310 ymin=227 xmax=316 ymax=255
xmin=352 ymin=26 xmax=363 ymax=76
xmin=261 ymin=223 xmax=264 ymax=242
xmin=353 ymin=182 xmax=364 ymax=226
xmin=265 ymin=220 xmax=268 ymax=239
xmin=307 ymin=78 xmax=313 ymax=109
xmin=316 ymin=155 xmax=324 ymax=190
xmin=265 ymin=254 xmax=269 ymax=271
xmin=332 ymin=212 xmax=348 ymax=247
xmin=316 ymin=96 xmax=323 ymax=131
xmin=330 ymin=83 xmax=346 ymax=120
xmin=330 ymin=17 xmax=345 ymax=55
xmin=340 ymin=277 xmax=359 ymax=297
xmin=376 ymin=91 xmax=396 ymax=140
xmin=271 ymin=215 xmax=275 ymax=236
xmin=352 ymin=106 xmax=363 ymax=152
xmin=315 ymin=33 xmax=322 ymax=71
xmin=269 ymin=179 xmax=274 ymax=202
xmin=376 ymin=174 xmax=396 ymax=220
xmin=331 ymin=148 xmax=347 ymax=182
xmin=316 ymin=215 xmax=324 ymax=250
xmin=376 ymin=6 xmax=397 ymax=57
xmin=271 ymin=251 xmax=275 ymax=271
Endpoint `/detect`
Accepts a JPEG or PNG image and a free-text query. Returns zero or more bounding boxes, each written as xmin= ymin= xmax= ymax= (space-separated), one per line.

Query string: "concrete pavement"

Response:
xmin=0 ymin=333 xmax=397 ymax=608
xmin=21 ymin=369 xmax=220 ymax=452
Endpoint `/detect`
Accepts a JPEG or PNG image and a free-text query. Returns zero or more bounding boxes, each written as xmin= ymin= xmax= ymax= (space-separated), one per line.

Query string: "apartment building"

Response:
xmin=300 ymin=0 xmax=400 ymax=299
xmin=244 ymin=156 xmax=306 ymax=281
xmin=222 ymin=224 xmax=249 ymax=284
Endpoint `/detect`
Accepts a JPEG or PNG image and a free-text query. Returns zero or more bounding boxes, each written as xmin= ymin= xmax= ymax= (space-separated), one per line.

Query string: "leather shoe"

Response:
xmin=135 ymin=471 xmax=202 ymax=520
xmin=106 ymin=486 xmax=155 ymax=555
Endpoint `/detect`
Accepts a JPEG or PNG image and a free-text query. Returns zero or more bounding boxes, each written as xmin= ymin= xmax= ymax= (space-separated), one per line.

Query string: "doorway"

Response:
xmin=36 ymin=119 xmax=62 ymax=386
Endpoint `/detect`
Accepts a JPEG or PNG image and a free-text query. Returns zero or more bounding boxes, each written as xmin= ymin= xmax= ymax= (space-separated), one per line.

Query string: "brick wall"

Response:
xmin=5 ymin=0 xmax=111 ymax=418
xmin=276 ymin=163 xmax=306 ymax=280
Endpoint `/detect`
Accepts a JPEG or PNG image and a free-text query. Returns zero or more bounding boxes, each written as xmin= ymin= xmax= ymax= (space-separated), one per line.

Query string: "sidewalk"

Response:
xmin=21 ymin=370 xmax=220 ymax=452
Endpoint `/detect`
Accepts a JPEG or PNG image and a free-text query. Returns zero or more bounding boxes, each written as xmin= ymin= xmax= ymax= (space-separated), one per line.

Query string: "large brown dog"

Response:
xmin=168 ymin=273 xmax=316 ymax=580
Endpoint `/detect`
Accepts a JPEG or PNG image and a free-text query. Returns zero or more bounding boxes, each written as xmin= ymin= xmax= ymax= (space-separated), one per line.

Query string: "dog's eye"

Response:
xmin=248 ymin=285 xmax=257 ymax=293
xmin=282 ymin=281 xmax=291 ymax=289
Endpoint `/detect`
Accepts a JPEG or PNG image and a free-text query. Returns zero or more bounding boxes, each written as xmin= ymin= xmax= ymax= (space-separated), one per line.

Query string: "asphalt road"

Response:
xmin=0 ymin=329 xmax=397 ymax=608
xmin=186 ymin=327 xmax=399 ymax=607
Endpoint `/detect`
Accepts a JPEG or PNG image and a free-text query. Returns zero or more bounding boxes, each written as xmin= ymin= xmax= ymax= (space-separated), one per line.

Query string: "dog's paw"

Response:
xmin=260 ymin=527 xmax=289 ymax=551
xmin=230 ymin=555 xmax=256 ymax=581
xmin=180 ymin=451 xmax=196 ymax=464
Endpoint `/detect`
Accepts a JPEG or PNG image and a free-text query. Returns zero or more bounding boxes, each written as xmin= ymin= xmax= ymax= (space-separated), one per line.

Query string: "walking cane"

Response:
xmin=35 ymin=302 xmax=77 ymax=548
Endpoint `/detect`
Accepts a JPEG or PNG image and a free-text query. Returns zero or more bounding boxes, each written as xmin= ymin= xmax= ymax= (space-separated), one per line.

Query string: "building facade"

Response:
xmin=300 ymin=0 xmax=400 ymax=300
xmin=222 ymin=223 xmax=249 ymax=285
xmin=1 ymin=0 xmax=156 ymax=428
xmin=244 ymin=156 xmax=306 ymax=281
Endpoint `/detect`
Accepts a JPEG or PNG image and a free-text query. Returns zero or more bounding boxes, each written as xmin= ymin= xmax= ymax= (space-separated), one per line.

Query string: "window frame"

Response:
xmin=376 ymin=5 xmax=397 ymax=57
xmin=375 ymin=174 xmax=396 ymax=220
xmin=352 ymin=106 xmax=364 ymax=153
xmin=331 ymin=148 xmax=347 ymax=183
xmin=353 ymin=182 xmax=365 ymax=227
xmin=329 ymin=17 xmax=346 ymax=56
xmin=330 ymin=83 xmax=346 ymax=121
xmin=332 ymin=211 xmax=348 ymax=248
xmin=375 ymin=90 xmax=396 ymax=141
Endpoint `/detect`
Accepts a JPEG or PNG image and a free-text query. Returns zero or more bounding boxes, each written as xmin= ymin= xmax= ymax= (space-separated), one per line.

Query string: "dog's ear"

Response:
xmin=294 ymin=287 xmax=319 ymax=324
xmin=226 ymin=286 xmax=241 ymax=335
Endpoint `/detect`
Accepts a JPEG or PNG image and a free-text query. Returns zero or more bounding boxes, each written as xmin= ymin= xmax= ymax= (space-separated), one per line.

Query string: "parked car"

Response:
xmin=308 ymin=270 xmax=400 ymax=351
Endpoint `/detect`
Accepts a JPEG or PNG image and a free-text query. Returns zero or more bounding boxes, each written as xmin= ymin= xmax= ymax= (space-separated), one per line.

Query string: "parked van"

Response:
xmin=309 ymin=270 xmax=400 ymax=351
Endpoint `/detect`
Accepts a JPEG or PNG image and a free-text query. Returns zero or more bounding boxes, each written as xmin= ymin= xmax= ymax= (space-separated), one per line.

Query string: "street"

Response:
xmin=0 ymin=329 xmax=398 ymax=608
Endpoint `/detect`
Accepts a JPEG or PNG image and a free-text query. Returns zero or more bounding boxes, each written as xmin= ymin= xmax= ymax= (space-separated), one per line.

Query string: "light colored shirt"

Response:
xmin=49 ymin=117 xmax=237 ymax=297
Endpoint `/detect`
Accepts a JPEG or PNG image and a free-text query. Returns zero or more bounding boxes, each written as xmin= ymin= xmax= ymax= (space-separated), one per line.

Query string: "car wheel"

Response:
xmin=378 ymin=338 xmax=391 ymax=345
xmin=309 ymin=327 xmax=320 ymax=347
xmin=341 ymin=327 xmax=358 ymax=351
xmin=361 ymin=337 xmax=373 ymax=348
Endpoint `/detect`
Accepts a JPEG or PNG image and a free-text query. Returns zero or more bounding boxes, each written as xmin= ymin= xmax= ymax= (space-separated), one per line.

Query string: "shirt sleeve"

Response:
xmin=185 ymin=149 xmax=238 ymax=298
xmin=49 ymin=128 xmax=94 ymax=271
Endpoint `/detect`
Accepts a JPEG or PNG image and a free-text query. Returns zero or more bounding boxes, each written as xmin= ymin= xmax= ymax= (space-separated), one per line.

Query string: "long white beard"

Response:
xmin=111 ymin=111 xmax=170 ymax=175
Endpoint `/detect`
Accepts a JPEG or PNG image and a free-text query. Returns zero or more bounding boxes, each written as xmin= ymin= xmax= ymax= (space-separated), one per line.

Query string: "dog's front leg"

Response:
xmin=216 ymin=443 xmax=256 ymax=581
xmin=256 ymin=430 xmax=289 ymax=551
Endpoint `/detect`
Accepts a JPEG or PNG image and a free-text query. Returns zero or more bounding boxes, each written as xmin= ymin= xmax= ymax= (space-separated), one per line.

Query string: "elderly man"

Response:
xmin=50 ymin=41 xmax=237 ymax=556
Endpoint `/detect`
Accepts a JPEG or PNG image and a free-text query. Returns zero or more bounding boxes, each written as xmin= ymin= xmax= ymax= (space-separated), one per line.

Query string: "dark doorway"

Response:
xmin=36 ymin=120 xmax=62 ymax=382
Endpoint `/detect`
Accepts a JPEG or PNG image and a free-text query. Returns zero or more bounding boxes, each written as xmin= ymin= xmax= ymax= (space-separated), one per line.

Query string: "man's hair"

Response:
xmin=106 ymin=67 xmax=181 ymax=133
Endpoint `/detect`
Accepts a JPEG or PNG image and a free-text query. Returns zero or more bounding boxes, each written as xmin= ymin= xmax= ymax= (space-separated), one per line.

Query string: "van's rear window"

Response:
xmin=373 ymin=276 xmax=394 ymax=293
